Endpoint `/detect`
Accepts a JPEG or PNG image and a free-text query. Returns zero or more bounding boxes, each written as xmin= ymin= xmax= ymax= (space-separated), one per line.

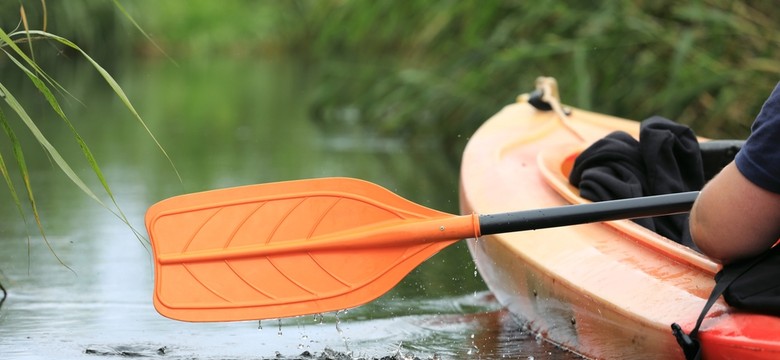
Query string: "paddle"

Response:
xmin=145 ymin=177 xmax=698 ymax=322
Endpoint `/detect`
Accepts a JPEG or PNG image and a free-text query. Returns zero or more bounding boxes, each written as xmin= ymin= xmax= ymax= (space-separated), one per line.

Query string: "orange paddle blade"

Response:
xmin=145 ymin=177 xmax=480 ymax=322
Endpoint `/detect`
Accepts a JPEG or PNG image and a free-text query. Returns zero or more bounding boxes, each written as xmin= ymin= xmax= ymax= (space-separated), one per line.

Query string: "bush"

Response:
xmin=267 ymin=0 xmax=779 ymax=157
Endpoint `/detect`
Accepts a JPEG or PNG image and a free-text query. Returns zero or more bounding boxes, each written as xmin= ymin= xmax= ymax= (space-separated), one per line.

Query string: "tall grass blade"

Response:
xmin=0 ymin=29 xmax=156 ymax=252
xmin=0 ymin=103 xmax=72 ymax=272
xmin=2 ymin=28 xmax=180 ymax=184
xmin=2 ymin=30 xmax=173 ymax=240
xmin=19 ymin=5 xmax=34 ymax=62
xmin=40 ymin=0 xmax=47 ymax=32
xmin=0 ymin=127 xmax=32 ymax=266
xmin=111 ymin=0 xmax=177 ymax=65
xmin=4 ymin=51 xmax=150 ymax=247
xmin=0 ymin=78 xmax=148 ymax=251
xmin=0 ymin=146 xmax=26 ymax=226
xmin=28 ymin=30 xmax=179 ymax=182
xmin=0 ymin=81 xmax=103 ymax=204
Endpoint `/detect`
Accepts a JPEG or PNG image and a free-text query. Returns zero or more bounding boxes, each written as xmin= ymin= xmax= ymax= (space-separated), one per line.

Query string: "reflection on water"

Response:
xmin=0 ymin=56 xmax=577 ymax=359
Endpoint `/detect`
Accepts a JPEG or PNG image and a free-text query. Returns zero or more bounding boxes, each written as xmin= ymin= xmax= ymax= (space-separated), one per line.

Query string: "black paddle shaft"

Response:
xmin=478 ymin=191 xmax=700 ymax=236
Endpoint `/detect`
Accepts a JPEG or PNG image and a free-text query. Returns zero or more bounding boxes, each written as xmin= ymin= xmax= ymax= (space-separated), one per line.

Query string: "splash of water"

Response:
xmin=392 ymin=342 xmax=420 ymax=360
xmin=334 ymin=310 xmax=352 ymax=355
xmin=466 ymin=333 xmax=480 ymax=355
xmin=334 ymin=311 xmax=344 ymax=336
xmin=298 ymin=333 xmax=310 ymax=350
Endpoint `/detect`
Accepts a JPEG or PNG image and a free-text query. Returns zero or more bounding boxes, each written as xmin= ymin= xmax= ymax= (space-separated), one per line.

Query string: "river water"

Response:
xmin=0 ymin=57 xmax=579 ymax=359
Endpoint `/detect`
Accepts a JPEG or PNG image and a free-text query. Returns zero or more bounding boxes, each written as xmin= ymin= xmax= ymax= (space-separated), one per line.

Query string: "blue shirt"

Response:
xmin=735 ymin=82 xmax=780 ymax=193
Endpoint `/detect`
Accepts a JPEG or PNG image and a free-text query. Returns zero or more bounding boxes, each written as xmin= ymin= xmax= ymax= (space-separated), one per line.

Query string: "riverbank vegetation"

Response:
xmin=0 ymin=0 xmax=172 ymax=284
xmin=283 ymin=1 xmax=776 ymax=143
xmin=115 ymin=1 xmax=777 ymax=161
xmin=10 ymin=1 xmax=778 ymax=151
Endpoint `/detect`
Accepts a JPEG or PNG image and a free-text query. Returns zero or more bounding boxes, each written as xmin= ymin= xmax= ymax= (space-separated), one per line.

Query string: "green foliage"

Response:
xmin=32 ymin=1 xmax=773 ymax=156
xmin=0 ymin=0 xmax=131 ymax=61
xmin=0 ymin=2 xmax=174 ymax=267
xmin=122 ymin=0 xmax=279 ymax=57
xmin=263 ymin=0 xmax=779 ymax=156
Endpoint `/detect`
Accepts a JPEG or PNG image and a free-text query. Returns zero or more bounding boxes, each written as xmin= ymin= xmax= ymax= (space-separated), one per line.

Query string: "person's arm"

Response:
xmin=690 ymin=161 xmax=780 ymax=264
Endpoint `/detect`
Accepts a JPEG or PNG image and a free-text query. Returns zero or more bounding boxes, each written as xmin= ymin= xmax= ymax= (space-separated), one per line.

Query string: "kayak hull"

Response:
xmin=459 ymin=101 xmax=780 ymax=359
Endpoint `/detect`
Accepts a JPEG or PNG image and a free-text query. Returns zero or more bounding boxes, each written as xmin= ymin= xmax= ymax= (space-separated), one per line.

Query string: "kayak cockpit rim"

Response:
xmin=537 ymin=143 xmax=720 ymax=275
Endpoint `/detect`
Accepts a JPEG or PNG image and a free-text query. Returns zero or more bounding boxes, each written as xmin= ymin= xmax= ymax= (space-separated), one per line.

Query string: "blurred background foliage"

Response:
xmin=258 ymin=0 xmax=778 ymax=158
xmin=3 ymin=0 xmax=778 ymax=161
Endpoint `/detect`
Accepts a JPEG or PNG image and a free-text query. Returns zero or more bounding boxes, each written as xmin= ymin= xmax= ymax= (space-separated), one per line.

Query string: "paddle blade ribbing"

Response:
xmin=145 ymin=177 xmax=478 ymax=322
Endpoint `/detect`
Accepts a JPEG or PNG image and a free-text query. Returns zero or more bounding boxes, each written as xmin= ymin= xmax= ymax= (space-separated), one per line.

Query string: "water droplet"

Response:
xmin=334 ymin=310 xmax=351 ymax=353
xmin=297 ymin=333 xmax=311 ymax=350
xmin=313 ymin=313 xmax=324 ymax=324
xmin=466 ymin=344 xmax=480 ymax=355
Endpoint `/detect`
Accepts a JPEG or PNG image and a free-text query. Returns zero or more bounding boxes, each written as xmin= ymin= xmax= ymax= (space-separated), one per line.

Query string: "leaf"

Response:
xmin=0 ymin=77 xmax=149 ymax=249
xmin=0 ymin=80 xmax=101 ymax=204
xmin=0 ymin=27 xmax=179 ymax=248
xmin=4 ymin=29 xmax=181 ymax=183
xmin=0 ymin=104 xmax=72 ymax=271
xmin=2 ymin=47 xmax=149 ymax=247
xmin=19 ymin=4 xmax=34 ymax=62
xmin=111 ymin=0 xmax=177 ymax=66
xmin=0 ymin=5 xmax=171 ymax=265
xmin=0 ymin=116 xmax=32 ymax=265
xmin=0 ymin=142 xmax=25 ymax=225
xmin=40 ymin=0 xmax=47 ymax=33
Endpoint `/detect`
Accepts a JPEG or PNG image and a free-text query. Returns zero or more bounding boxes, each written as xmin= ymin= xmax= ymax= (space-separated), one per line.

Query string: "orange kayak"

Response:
xmin=459 ymin=81 xmax=780 ymax=359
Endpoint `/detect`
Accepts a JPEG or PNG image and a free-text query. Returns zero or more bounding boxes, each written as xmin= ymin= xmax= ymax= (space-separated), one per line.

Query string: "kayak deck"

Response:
xmin=459 ymin=98 xmax=780 ymax=359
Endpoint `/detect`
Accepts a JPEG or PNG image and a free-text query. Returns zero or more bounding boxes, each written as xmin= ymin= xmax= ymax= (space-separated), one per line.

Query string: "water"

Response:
xmin=0 ymin=56 xmax=578 ymax=359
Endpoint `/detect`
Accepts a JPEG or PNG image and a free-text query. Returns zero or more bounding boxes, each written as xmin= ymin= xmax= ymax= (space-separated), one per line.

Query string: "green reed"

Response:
xmin=0 ymin=1 xmax=175 ymax=277
xmin=259 ymin=0 xmax=778 ymax=152
xmin=24 ymin=1 xmax=776 ymax=146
